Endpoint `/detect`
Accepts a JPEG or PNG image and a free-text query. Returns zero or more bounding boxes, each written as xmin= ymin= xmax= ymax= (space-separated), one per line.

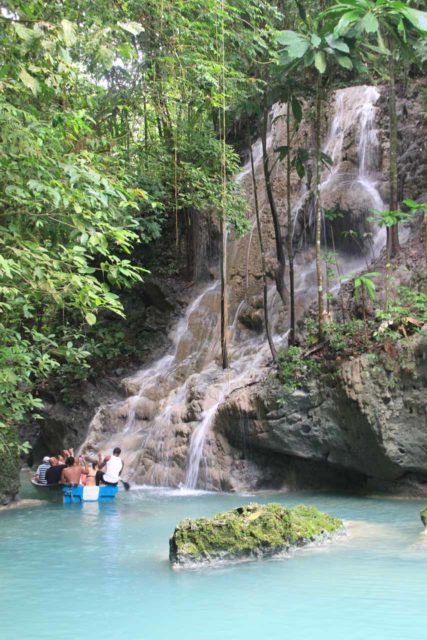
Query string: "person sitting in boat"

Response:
xmin=33 ymin=456 xmax=51 ymax=485
xmin=45 ymin=457 xmax=67 ymax=485
xmin=60 ymin=456 xmax=89 ymax=486
xmin=96 ymin=448 xmax=123 ymax=487
xmin=85 ymin=461 xmax=99 ymax=487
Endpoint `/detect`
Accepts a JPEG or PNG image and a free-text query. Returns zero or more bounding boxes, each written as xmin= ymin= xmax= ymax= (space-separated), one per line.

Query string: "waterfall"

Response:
xmin=81 ymin=85 xmax=388 ymax=491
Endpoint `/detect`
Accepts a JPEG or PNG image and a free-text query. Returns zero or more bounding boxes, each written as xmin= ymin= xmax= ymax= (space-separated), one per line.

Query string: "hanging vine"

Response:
xmin=218 ymin=0 xmax=229 ymax=369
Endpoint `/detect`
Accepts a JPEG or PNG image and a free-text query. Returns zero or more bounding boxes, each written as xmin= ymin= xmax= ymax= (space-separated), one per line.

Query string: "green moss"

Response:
xmin=0 ymin=440 xmax=20 ymax=505
xmin=420 ymin=507 xmax=427 ymax=527
xmin=170 ymin=503 xmax=342 ymax=565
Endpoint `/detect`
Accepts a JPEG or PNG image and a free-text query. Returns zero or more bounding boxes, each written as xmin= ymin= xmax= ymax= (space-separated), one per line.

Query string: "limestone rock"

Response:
xmin=169 ymin=503 xmax=342 ymax=566
xmin=216 ymin=333 xmax=427 ymax=494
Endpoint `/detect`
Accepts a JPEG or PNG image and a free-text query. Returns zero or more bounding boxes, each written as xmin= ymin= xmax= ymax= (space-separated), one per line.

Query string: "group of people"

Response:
xmin=33 ymin=447 xmax=124 ymax=488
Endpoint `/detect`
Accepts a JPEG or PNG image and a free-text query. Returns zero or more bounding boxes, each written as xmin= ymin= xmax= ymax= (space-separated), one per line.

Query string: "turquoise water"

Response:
xmin=1 ymin=487 xmax=426 ymax=640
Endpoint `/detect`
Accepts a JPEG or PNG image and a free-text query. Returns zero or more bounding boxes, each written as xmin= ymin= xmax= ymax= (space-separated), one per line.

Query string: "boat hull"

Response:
xmin=62 ymin=484 xmax=119 ymax=504
xmin=31 ymin=480 xmax=119 ymax=504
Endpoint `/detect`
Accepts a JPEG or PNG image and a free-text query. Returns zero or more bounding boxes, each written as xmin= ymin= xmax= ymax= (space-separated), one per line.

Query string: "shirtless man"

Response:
xmin=60 ymin=456 xmax=89 ymax=486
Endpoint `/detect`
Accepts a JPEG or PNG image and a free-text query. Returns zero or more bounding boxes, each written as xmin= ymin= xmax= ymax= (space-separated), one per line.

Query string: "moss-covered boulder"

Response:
xmin=169 ymin=503 xmax=342 ymax=566
xmin=420 ymin=507 xmax=427 ymax=527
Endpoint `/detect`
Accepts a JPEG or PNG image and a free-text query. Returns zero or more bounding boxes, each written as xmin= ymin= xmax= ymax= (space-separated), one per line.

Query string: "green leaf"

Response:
xmin=334 ymin=11 xmax=360 ymax=36
xmin=376 ymin=30 xmax=388 ymax=54
xmin=274 ymin=145 xmax=289 ymax=160
xmin=13 ymin=23 xmax=34 ymax=41
xmin=314 ymin=51 xmax=327 ymax=74
xmin=118 ymin=21 xmax=145 ymax=37
xmin=276 ymin=31 xmax=310 ymax=59
xmin=291 ymin=95 xmax=303 ymax=124
xmin=362 ymin=12 xmax=379 ymax=34
xmin=336 ymin=55 xmax=353 ymax=70
xmin=61 ymin=19 xmax=77 ymax=47
xmin=311 ymin=33 xmax=321 ymax=48
xmin=320 ymin=152 xmax=334 ymax=167
xmin=85 ymin=312 xmax=97 ymax=326
xmin=326 ymin=36 xmax=350 ymax=53
xmin=401 ymin=7 xmax=427 ymax=33
xmin=295 ymin=158 xmax=305 ymax=179
xmin=18 ymin=68 xmax=39 ymax=95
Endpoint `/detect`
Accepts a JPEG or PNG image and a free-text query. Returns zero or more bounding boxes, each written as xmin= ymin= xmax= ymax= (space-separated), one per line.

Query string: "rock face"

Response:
xmin=0 ymin=446 xmax=20 ymax=505
xmin=216 ymin=332 xmax=427 ymax=494
xmin=169 ymin=503 xmax=342 ymax=566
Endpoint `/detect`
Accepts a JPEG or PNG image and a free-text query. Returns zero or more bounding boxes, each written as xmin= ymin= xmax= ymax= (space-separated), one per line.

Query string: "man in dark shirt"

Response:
xmin=45 ymin=457 xmax=66 ymax=485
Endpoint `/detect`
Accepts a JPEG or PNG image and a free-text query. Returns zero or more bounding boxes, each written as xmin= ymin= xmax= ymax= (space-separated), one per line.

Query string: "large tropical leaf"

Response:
xmin=400 ymin=7 xmax=427 ymax=33
xmin=276 ymin=30 xmax=310 ymax=59
xmin=333 ymin=10 xmax=361 ymax=36
xmin=361 ymin=12 xmax=379 ymax=33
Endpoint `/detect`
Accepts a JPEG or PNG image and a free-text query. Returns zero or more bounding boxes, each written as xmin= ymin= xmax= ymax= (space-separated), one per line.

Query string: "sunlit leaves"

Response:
xmin=118 ymin=21 xmax=145 ymax=36
xmin=61 ymin=19 xmax=77 ymax=47
xmin=18 ymin=68 xmax=39 ymax=94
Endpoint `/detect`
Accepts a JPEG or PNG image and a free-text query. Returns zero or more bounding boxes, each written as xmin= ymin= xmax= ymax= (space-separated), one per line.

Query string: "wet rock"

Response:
xmin=169 ymin=503 xmax=342 ymax=566
xmin=134 ymin=397 xmax=157 ymax=421
xmin=217 ymin=333 xmax=427 ymax=493
xmin=238 ymin=302 xmax=264 ymax=332
xmin=420 ymin=507 xmax=427 ymax=527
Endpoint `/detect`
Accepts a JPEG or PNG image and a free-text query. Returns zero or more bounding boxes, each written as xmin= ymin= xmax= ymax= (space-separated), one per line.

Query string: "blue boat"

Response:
xmin=31 ymin=480 xmax=119 ymax=504
xmin=62 ymin=484 xmax=119 ymax=504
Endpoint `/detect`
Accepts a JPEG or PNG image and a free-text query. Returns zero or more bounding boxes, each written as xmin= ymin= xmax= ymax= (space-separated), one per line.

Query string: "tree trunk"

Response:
xmin=315 ymin=76 xmax=324 ymax=339
xmin=286 ymin=102 xmax=296 ymax=345
xmin=261 ymin=93 xmax=287 ymax=308
xmin=143 ymin=93 xmax=148 ymax=167
xmin=248 ymin=129 xmax=277 ymax=361
xmin=219 ymin=4 xmax=228 ymax=370
xmin=388 ymin=43 xmax=400 ymax=257
xmin=220 ymin=215 xmax=228 ymax=369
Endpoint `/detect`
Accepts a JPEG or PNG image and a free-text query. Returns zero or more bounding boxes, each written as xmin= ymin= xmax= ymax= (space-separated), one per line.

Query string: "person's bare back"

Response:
xmin=60 ymin=457 xmax=88 ymax=485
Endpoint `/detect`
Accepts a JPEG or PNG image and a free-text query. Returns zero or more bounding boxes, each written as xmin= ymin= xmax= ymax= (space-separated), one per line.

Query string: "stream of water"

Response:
xmin=1 ymin=487 xmax=426 ymax=640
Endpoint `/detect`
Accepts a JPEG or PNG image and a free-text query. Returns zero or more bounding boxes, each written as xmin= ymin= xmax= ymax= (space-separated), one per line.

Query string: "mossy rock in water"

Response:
xmin=420 ymin=507 xmax=427 ymax=527
xmin=169 ymin=503 xmax=342 ymax=566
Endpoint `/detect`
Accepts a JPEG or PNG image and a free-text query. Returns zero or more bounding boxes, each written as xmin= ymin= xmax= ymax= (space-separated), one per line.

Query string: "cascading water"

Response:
xmin=81 ymin=85 xmax=388 ymax=491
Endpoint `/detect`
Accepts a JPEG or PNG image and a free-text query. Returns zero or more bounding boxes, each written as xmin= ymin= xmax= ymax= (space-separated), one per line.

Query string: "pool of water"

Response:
xmin=1 ymin=485 xmax=426 ymax=640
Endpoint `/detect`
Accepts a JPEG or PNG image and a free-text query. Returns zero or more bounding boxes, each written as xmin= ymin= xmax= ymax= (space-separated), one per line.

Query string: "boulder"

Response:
xmin=169 ymin=502 xmax=342 ymax=566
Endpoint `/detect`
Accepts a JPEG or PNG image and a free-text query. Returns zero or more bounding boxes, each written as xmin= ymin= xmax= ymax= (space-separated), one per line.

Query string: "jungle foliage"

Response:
xmin=0 ymin=0 xmax=426 ymax=454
